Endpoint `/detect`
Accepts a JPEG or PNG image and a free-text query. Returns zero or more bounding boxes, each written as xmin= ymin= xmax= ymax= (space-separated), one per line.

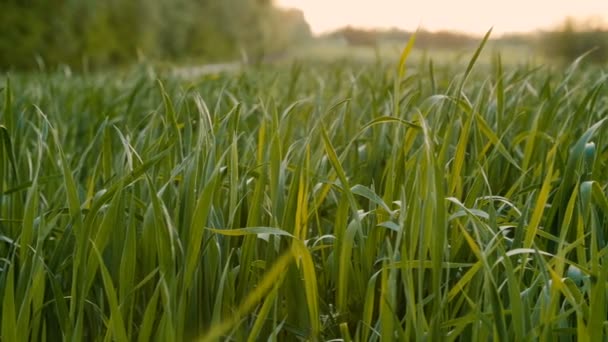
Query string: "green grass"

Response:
xmin=283 ymin=37 xmax=540 ymax=67
xmin=1 ymin=36 xmax=608 ymax=341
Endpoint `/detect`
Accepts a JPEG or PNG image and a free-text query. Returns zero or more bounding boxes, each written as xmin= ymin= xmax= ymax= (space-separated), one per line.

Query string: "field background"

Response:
xmin=1 ymin=1 xmax=608 ymax=341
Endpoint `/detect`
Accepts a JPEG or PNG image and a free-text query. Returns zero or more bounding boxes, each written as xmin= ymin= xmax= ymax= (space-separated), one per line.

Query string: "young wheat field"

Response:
xmin=1 ymin=34 xmax=608 ymax=341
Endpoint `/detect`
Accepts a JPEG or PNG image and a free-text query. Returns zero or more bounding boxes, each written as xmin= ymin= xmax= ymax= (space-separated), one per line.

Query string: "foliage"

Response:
xmin=328 ymin=27 xmax=480 ymax=49
xmin=0 ymin=0 xmax=311 ymax=70
xmin=541 ymin=17 xmax=608 ymax=64
xmin=1 ymin=37 xmax=608 ymax=341
xmin=332 ymin=27 xmax=380 ymax=46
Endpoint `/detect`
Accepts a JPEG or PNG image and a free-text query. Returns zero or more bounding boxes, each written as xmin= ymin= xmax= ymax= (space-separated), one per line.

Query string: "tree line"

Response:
xmin=328 ymin=18 xmax=608 ymax=64
xmin=0 ymin=0 xmax=311 ymax=70
xmin=540 ymin=17 xmax=608 ymax=64
xmin=329 ymin=27 xmax=480 ymax=50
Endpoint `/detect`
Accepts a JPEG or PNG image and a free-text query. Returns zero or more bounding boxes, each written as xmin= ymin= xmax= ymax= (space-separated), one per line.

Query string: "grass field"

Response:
xmin=1 ymin=34 xmax=608 ymax=341
xmin=285 ymin=38 xmax=540 ymax=67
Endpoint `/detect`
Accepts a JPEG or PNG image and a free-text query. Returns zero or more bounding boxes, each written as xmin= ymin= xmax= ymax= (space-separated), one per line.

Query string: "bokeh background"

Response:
xmin=0 ymin=0 xmax=606 ymax=70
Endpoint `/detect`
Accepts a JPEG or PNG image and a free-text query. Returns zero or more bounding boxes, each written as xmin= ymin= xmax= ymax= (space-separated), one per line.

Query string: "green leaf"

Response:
xmin=2 ymin=262 xmax=18 ymax=342
xmin=351 ymin=184 xmax=394 ymax=216
xmin=206 ymin=226 xmax=294 ymax=238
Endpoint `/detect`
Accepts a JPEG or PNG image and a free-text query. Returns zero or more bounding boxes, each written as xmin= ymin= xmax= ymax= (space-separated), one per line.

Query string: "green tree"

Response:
xmin=0 ymin=0 xmax=311 ymax=70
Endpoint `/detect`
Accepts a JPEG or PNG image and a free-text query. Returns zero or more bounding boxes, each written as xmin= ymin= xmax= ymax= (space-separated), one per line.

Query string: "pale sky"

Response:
xmin=276 ymin=0 xmax=608 ymax=36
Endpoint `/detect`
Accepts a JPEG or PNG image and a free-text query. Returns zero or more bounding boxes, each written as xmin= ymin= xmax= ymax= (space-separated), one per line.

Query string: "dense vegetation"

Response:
xmin=2 ymin=0 xmax=605 ymax=72
xmin=329 ymin=27 xmax=481 ymax=49
xmin=541 ymin=18 xmax=608 ymax=64
xmin=328 ymin=19 xmax=608 ymax=65
xmin=1 ymin=33 xmax=608 ymax=341
xmin=0 ymin=0 xmax=311 ymax=70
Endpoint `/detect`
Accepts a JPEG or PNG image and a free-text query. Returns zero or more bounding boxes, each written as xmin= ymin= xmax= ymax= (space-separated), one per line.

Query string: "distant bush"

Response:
xmin=330 ymin=27 xmax=378 ymax=47
xmin=541 ymin=18 xmax=608 ymax=64
xmin=328 ymin=27 xmax=479 ymax=50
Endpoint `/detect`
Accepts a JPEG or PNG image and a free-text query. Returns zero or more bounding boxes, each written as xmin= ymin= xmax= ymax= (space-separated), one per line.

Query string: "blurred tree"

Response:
xmin=335 ymin=27 xmax=378 ymax=47
xmin=252 ymin=7 xmax=312 ymax=62
xmin=0 ymin=1 xmax=62 ymax=68
xmin=265 ymin=9 xmax=312 ymax=52
xmin=0 ymin=0 xmax=311 ymax=70
xmin=328 ymin=27 xmax=478 ymax=50
xmin=541 ymin=17 xmax=608 ymax=64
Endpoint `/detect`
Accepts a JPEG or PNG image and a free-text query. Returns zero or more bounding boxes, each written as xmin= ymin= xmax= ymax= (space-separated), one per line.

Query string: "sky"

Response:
xmin=276 ymin=0 xmax=608 ymax=36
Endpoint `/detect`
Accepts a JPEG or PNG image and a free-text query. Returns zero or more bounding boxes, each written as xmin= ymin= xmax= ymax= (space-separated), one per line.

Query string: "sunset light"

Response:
xmin=277 ymin=0 xmax=608 ymax=35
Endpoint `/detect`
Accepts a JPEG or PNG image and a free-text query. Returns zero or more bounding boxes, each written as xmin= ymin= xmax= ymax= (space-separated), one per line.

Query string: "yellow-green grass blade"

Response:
xmin=523 ymin=146 xmax=556 ymax=249
xmin=137 ymin=283 xmax=161 ymax=342
xmin=292 ymin=240 xmax=320 ymax=339
xmin=2 ymin=260 xmax=18 ymax=342
xmin=92 ymin=244 xmax=129 ymax=342
xmin=200 ymin=250 xmax=293 ymax=341
xmin=246 ymin=277 xmax=282 ymax=342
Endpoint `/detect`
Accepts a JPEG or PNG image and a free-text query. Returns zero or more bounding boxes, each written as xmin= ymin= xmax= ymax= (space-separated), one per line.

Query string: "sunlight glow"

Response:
xmin=276 ymin=0 xmax=608 ymax=35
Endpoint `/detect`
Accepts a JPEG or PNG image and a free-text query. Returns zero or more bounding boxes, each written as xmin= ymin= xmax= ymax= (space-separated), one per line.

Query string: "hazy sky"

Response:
xmin=276 ymin=0 xmax=608 ymax=35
